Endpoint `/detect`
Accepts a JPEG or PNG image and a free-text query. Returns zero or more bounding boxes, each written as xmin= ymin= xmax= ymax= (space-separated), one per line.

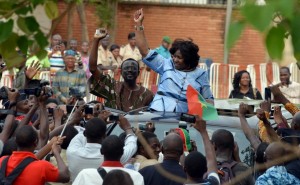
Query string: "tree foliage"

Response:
xmin=228 ymin=0 xmax=300 ymax=64
xmin=0 ymin=0 xmax=82 ymax=68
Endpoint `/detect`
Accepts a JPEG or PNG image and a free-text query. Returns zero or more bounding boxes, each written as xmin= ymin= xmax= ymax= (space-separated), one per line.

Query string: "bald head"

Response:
xmin=162 ymin=133 xmax=183 ymax=159
xmin=265 ymin=142 xmax=285 ymax=162
xmin=292 ymin=112 xmax=300 ymax=130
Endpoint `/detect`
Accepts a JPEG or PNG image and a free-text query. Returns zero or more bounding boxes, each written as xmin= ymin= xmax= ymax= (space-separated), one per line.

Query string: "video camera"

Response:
xmin=23 ymin=80 xmax=52 ymax=97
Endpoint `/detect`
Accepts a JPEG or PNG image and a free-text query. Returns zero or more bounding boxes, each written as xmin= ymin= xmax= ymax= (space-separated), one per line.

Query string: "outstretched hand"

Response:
xmin=238 ymin=103 xmax=249 ymax=117
xmin=26 ymin=61 xmax=41 ymax=80
xmin=94 ymin=28 xmax=108 ymax=39
xmin=134 ymin=9 xmax=144 ymax=25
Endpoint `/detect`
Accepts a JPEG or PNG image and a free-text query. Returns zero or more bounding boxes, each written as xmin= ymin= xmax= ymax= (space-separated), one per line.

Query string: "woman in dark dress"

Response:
xmin=229 ymin=70 xmax=263 ymax=100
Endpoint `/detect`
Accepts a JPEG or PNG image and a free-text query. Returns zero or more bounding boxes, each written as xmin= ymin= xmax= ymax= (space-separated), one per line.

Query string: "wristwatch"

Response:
xmin=135 ymin=25 xmax=144 ymax=31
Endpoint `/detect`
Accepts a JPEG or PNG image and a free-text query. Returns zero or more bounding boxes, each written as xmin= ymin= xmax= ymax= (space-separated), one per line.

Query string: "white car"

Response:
xmin=108 ymin=99 xmax=294 ymax=165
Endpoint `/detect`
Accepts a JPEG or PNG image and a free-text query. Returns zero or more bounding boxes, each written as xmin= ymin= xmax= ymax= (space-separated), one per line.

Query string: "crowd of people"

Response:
xmin=0 ymin=8 xmax=299 ymax=185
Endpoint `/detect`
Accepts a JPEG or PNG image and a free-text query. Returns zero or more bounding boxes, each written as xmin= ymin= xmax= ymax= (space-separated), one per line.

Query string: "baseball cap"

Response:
xmin=163 ymin=36 xmax=172 ymax=44
xmin=64 ymin=50 xmax=76 ymax=57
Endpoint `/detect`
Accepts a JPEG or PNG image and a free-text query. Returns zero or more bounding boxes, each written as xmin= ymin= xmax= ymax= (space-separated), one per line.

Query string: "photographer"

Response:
xmin=0 ymin=87 xmax=19 ymax=155
xmin=66 ymin=113 xmax=137 ymax=182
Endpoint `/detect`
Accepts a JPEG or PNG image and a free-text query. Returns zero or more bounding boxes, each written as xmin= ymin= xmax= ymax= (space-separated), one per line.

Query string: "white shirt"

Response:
xmin=72 ymin=167 xmax=144 ymax=185
xmin=66 ymin=132 xmax=137 ymax=182
xmin=279 ymin=81 xmax=300 ymax=104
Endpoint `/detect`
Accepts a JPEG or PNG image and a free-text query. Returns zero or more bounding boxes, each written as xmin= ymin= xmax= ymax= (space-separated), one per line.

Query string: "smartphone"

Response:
xmin=270 ymin=106 xmax=281 ymax=119
xmin=180 ymin=113 xmax=196 ymax=123
xmin=48 ymin=108 xmax=54 ymax=114
xmin=66 ymin=105 xmax=79 ymax=114
xmin=85 ymin=106 xmax=93 ymax=114
xmin=109 ymin=114 xmax=119 ymax=122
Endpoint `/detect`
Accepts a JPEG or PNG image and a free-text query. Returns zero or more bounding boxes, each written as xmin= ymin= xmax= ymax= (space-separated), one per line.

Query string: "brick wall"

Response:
xmin=54 ymin=2 xmax=268 ymax=98
xmin=54 ymin=2 xmax=266 ymax=65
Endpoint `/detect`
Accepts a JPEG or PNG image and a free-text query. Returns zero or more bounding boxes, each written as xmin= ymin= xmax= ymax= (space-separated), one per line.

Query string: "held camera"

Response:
xmin=0 ymin=86 xmax=8 ymax=100
xmin=66 ymin=105 xmax=95 ymax=114
xmin=108 ymin=114 xmax=119 ymax=122
xmin=180 ymin=113 xmax=196 ymax=123
xmin=23 ymin=80 xmax=52 ymax=97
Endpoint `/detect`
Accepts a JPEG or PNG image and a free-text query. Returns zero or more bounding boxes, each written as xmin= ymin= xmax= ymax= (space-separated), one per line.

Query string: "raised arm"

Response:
xmin=271 ymin=85 xmax=299 ymax=115
xmin=256 ymin=109 xmax=280 ymax=142
xmin=134 ymin=9 xmax=150 ymax=58
xmin=37 ymin=86 xmax=51 ymax=149
xmin=89 ymin=28 xmax=108 ymax=79
xmin=238 ymin=103 xmax=261 ymax=151
xmin=192 ymin=115 xmax=218 ymax=174
xmin=0 ymin=88 xmax=19 ymax=144
xmin=52 ymin=138 xmax=70 ymax=183
xmin=118 ymin=115 xmax=137 ymax=164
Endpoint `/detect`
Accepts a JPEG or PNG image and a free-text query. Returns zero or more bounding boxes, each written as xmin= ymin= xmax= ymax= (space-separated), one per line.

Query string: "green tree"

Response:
xmin=0 ymin=0 xmax=80 ymax=68
xmin=227 ymin=0 xmax=300 ymax=67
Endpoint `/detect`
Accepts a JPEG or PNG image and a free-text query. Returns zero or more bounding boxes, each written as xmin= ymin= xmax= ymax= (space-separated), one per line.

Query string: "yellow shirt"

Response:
xmin=120 ymin=44 xmax=143 ymax=66
xmin=97 ymin=45 xmax=115 ymax=66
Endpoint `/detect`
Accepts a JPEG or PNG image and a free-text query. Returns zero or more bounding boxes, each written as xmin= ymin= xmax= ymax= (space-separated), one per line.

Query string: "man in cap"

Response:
xmin=52 ymin=50 xmax=87 ymax=104
xmin=155 ymin=36 xmax=172 ymax=59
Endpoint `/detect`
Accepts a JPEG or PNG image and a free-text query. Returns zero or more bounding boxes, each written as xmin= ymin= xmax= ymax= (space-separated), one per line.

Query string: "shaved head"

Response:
xmin=162 ymin=133 xmax=183 ymax=158
xmin=264 ymin=142 xmax=285 ymax=162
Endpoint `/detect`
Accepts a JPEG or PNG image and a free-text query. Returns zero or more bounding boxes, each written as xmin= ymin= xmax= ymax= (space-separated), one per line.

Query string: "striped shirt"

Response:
xmin=46 ymin=48 xmax=65 ymax=75
xmin=52 ymin=68 xmax=87 ymax=104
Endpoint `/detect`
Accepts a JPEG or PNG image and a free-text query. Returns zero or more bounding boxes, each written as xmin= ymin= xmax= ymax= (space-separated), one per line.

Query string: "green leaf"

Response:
xmin=17 ymin=36 xmax=29 ymax=55
xmin=36 ymin=49 xmax=48 ymax=60
xmin=17 ymin=16 xmax=31 ymax=34
xmin=16 ymin=6 xmax=33 ymax=15
xmin=0 ymin=33 xmax=18 ymax=56
xmin=0 ymin=20 xmax=13 ymax=44
xmin=227 ymin=21 xmax=245 ymax=49
xmin=44 ymin=1 xmax=59 ymax=20
xmin=241 ymin=3 xmax=274 ymax=32
xmin=273 ymin=0 xmax=295 ymax=20
xmin=31 ymin=0 xmax=46 ymax=7
xmin=0 ymin=33 xmax=25 ymax=68
xmin=4 ymin=53 xmax=25 ymax=69
xmin=265 ymin=26 xmax=286 ymax=60
xmin=291 ymin=14 xmax=300 ymax=61
xmin=24 ymin=16 xmax=40 ymax=32
xmin=34 ymin=31 xmax=48 ymax=49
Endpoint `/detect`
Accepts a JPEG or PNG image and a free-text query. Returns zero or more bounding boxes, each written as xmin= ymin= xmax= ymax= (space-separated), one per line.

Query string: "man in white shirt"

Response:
xmin=67 ymin=116 xmax=137 ymax=182
xmin=277 ymin=67 xmax=300 ymax=104
xmin=73 ymin=135 xmax=144 ymax=185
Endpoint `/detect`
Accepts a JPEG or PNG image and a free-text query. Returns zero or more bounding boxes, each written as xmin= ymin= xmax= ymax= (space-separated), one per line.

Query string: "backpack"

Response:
xmin=0 ymin=156 xmax=36 ymax=185
xmin=217 ymin=160 xmax=238 ymax=184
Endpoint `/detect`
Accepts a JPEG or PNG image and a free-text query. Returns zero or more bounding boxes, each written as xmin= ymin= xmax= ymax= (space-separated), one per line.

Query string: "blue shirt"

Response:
xmin=143 ymin=50 xmax=214 ymax=112
xmin=155 ymin=45 xmax=171 ymax=59
xmin=256 ymin=166 xmax=300 ymax=185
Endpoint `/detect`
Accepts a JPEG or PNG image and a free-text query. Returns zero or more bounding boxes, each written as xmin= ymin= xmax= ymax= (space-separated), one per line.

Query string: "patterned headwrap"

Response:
xmin=174 ymin=128 xmax=192 ymax=152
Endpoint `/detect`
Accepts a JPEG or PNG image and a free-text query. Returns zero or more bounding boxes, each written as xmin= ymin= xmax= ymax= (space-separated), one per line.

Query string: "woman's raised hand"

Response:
xmin=134 ymin=9 xmax=144 ymax=25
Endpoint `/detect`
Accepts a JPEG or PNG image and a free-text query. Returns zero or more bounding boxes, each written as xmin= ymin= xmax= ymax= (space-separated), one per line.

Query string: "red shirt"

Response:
xmin=0 ymin=151 xmax=59 ymax=185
